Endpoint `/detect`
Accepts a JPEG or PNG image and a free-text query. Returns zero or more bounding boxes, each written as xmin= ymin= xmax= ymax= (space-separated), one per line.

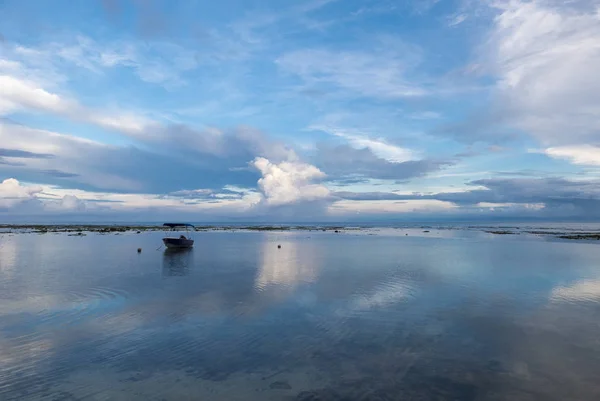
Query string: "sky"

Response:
xmin=1 ymin=0 xmax=600 ymax=222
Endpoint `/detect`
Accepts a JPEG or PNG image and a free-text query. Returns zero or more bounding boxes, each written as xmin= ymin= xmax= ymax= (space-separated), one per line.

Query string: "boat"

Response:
xmin=162 ymin=223 xmax=195 ymax=249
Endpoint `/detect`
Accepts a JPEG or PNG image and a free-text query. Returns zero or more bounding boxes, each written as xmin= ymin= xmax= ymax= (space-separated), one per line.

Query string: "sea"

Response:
xmin=1 ymin=223 xmax=600 ymax=400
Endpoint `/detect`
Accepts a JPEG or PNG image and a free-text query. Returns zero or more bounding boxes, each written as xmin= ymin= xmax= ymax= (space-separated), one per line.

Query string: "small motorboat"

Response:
xmin=162 ymin=223 xmax=195 ymax=249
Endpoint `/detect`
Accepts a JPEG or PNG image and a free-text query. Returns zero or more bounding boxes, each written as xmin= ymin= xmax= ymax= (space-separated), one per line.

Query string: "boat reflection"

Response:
xmin=162 ymin=248 xmax=194 ymax=277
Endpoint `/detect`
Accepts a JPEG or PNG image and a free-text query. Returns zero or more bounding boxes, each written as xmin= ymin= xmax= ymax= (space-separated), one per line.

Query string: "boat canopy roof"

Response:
xmin=163 ymin=223 xmax=195 ymax=228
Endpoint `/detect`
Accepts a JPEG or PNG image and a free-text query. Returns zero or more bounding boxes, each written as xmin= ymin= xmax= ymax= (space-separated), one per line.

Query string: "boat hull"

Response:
xmin=162 ymin=237 xmax=194 ymax=249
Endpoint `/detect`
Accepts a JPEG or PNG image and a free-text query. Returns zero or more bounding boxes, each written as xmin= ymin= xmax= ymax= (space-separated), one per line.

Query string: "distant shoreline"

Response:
xmin=0 ymin=224 xmax=353 ymax=234
xmin=1 ymin=224 xmax=599 ymax=241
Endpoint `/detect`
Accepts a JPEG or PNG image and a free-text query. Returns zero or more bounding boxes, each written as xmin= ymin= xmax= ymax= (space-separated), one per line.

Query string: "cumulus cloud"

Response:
xmin=0 ymin=64 xmax=320 ymax=215
xmin=0 ymin=178 xmax=42 ymax=208
xmin=3 ymin=0 xmax=599 ymax=221
xmin=43 ymin=194 xmax=87 ymax=212
xmin=0 ymin=38 xmax=310 ymax=210
xmin=0 ymin=178 xmax=91 ymax=213
xmin=252 ymin=157 xmax=330 ymax=206
xmin=59 ymin=194 xmax=85 ymax=210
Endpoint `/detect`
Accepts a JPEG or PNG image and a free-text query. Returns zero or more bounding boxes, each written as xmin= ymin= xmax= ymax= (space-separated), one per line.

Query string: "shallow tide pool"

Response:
xmin=1 ymin=230 xmax=600 ymax=400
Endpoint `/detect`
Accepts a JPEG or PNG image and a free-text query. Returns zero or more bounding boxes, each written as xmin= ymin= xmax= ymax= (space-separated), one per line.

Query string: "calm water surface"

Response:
xmin=1 ymin=230 xmax=600 ymax=400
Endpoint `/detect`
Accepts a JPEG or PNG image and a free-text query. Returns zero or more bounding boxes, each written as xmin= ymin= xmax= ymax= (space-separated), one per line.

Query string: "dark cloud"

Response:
xmin=0 ymin=159 xmax=25 ymax=166
xmin=432 ymin=178 xmax=600 ymax=207
xmin=0 ymin=122 xmax=297 ymax=194
xmin=327 ymin=177 xmax=371 ymax=186
xmin=492 ymin=170 xmax=552 ymax=177
xmin=0 ymin=148 xmax=54 ymax=159
xmin=335 ymin=177 xmax=600 ymax=218
xmin=166 ymin=188 xmax=246 ymax=200
xmin=82 ymin=144 xmax=260 ymax=193
xmin=453 ymin=150 xmax=480 ymax=158
xmin=40 ymin=169 xmax=79 ymax=178
xmin=333 ymin=191 xmax=410 ymax=201
xmin=0 ymin=148 xmax=54 ymax=168
xmin=147 ymin=124 xmax=294 ymax=163
xmin=315 ymin=144 xmax=450 ymax=182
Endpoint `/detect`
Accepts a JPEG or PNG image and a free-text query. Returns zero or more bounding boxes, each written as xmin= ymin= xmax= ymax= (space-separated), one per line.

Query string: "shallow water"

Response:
xmin=1 ymin=230 xmax=600 ymax=400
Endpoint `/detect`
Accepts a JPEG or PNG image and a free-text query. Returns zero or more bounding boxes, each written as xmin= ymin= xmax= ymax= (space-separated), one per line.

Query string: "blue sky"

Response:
xmin=1 ymin=0 xmax=600 ymax=222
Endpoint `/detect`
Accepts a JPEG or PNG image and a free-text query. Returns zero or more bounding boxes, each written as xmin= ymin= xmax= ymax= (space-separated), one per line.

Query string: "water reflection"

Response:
xmin=162 ymin=248 xmax=193 ymax=277
xmin=255 ymin=238 xmax=318 ymax=290
xmin=2 ymin=231 xmax=600 ymax=400
xmin=0 ymin=234 xmax=18 ymax=278
xmin=551 ymin=279 xmax=600 ymax=303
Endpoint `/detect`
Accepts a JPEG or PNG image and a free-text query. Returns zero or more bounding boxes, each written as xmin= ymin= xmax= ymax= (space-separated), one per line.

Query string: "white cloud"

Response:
xmin=0 ymin=122 xmax=144 ymax=191
xmin=252 ymin=157 xmax=330 ymax=206
xmin=413 ymin=0 xmax=442 ymax=15
xmin=43 ymin=195 xmax=87 ymax=212
xmin=0 ymin=59 xmax=22 ymax=73
xmin=59 ymin=194 xmax=86 ymax=210
xmin=408 ymin=111 xmax=441 ymax=120
xmin=543 ymin=145 xmax=600 ymax=166
xmin=341 ymin=135 xmax=414 ymax=163
xmin=4 ymin=36 xmax=199 ymax=88
xmin=329 ymin=199 xmax=456 ymax=215
xmin=0 ymin=74 xmax=295 ymax=163
xmin=310 ymin=125 xmax=416 ymax=162
xmin=0 ymin=75 xmax=71 ymax=115
xmin=0 ymin=178 xmax=91 ymax=213
xmin=476 ymin=202 xmax=545 ymax=210
xmin=0 ymin=179 xmax=262 ymax=216
xmin=485 ymin=0 xmax=600 ymax=145
xmin=277 ymin=41 xmax=426 ymax=99
xmin=0 ymin=75 xmax=149 ymax=135
xmin=0 ymin=178 xmax=42 ymax=208
xmin=227 ymin=0 xmax=340 ymax=46
xmin=0 ymin=179 xmax=89 ymax=213
xmin=448 ymin=13 xmax=468 ymax=27
xmin=169 ymin=189 xmax=214 ymax=198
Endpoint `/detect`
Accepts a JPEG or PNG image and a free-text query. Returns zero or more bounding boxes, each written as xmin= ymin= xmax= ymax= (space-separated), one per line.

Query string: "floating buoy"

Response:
xmin=137 ymin=248 xmax=142 ymax=253
xmin=277 ymin=244 xmax=281 ymax=249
